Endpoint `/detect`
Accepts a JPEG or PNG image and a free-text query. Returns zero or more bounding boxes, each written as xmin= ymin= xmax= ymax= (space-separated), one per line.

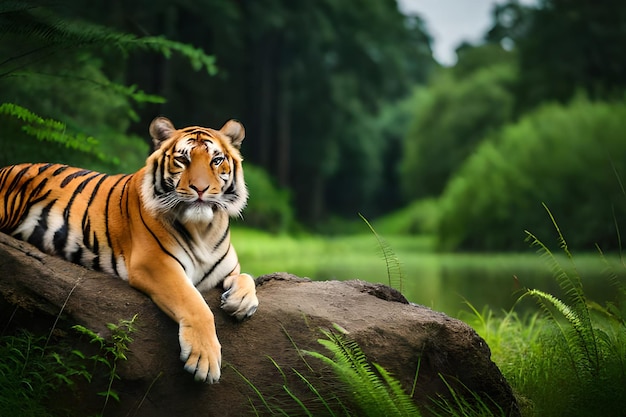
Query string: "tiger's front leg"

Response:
xmin=128 ymin=259 xmax=222 ymax=383
xmin=221 ymin=269 xmax=259 ymax=320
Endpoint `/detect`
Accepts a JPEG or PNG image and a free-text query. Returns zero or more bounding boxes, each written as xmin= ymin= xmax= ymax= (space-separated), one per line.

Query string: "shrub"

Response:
xmin=239 ymin=164 xmax=293 ymax=233
xmin=401 ymin=63 xmax=516 ymax=200
xmin=373 ymin=198 xmax=440 ymax=236
xmin=437 ymin=97 xmax=626 ymax=251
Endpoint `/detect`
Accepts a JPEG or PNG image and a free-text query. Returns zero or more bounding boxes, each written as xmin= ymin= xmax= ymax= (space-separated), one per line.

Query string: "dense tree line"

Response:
xmin=398 ymin=0 xmax=626 ymax=251
xmin=0 ymin=0 xmax=433 ymax=225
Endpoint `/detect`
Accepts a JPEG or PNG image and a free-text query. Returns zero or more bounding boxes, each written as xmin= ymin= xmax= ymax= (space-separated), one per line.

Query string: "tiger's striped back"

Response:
xmin=0 ymin=163 xmax=134 ymax=277
xmin=0 ymin=117 xmax=249 ymax=288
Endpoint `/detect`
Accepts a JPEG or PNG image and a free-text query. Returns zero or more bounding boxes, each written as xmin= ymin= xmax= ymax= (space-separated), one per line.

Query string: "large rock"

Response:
xmin=0 ymin=233 xmax=520 ymax=416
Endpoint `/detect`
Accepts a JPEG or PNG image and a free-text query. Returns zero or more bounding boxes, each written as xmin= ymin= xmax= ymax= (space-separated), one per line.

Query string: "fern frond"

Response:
xmin=305 ymin=326 xmax=421 ymax=417
xmin=525 ymin=289 xmax=582 ymax=330
xmin=139 ymin=36 xmax=217 ymax=75
xmin=524 ymin=205 xmax=601 ymax=376
xmin=525 ymin=205 xmax=592 ymax=330
xmin=359 ymin=213 xmax=404 ymax=293
xmin=373 ymin=363 xmax=422 ymax=416
xmin=0 ymin=6 xmax=217 ymax=77
xmin=0 ymin=102 xmax=111 ymax=162
xmin=524 ymin=289 xmax=599 ymax=377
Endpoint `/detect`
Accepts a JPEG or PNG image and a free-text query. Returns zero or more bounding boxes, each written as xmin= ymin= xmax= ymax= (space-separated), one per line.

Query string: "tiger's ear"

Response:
xmin=220 ymin=119 xmax=245 ymax=148
xmin=149 ymin=117 xmax=176 ymax=150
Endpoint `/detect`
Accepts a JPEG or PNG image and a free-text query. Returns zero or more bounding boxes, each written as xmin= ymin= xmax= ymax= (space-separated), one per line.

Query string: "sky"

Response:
xmin=397 ymin=0 xmax=533 ymax=66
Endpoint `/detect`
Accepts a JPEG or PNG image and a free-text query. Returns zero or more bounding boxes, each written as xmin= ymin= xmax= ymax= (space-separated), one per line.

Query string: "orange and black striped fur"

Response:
xmin=0 ymin=117 xmax=258 ymax=383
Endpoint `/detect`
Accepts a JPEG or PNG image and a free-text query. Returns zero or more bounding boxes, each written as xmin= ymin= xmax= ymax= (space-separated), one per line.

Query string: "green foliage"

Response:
xmin=304 ymin=325 xmax=422 ymax=417
xmin=401 ymin=57 xmax=516 ymax=200
xmin=0 ymin=100 xmax=149 ymax=173
xmin=373 ymin=198 xmax=440 ymax=236
xmin=465 ymin=302 xmax=626 ymax=417
xmin=524 ymin=207 xmax=600 ymax=380
xmin=0 ymin=0 xmax=217 ymax=175
xmin=73 ymin=314 xmax=138 ymax=412
xmin=461 ymin=217 xmax=626 ymax=417
xmin=0 ymin=3 xmax=216 ymax=78
xmin=359 ymin=214 xmax=404 ymax=293
xmin=437 ymin=97 xmax=626 ymax=251
xmin=488 ymin=0 xmax=626 ymax=111
xmin=0 ymin=102 xmax=108 ymax=161
xmin=0 ymin=330 xmax=90 ymax=417
xmin=521 ymin=217 xmax=625 ymax=416
xmin=238 ymin=164 xmax=293 ymax=233
xmin=139 ymin=37 xmax=217 ymax=76
xmin=236 ymin=323 xmax=422 ymax=417
xmin=0 ymin=315 xmax=137 ymax=417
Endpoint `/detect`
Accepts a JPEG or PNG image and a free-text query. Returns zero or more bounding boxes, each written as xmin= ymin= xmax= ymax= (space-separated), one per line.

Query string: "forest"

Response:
xmin=2 ymin=0 xmax=626 ymax=252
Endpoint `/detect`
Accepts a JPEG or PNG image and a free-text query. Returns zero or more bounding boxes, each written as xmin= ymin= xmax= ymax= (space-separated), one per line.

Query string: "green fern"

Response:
xmin=595 ymin=243 xmax=626 ymax=325
xmin=233 ymin=323 xmax=421 ymax=416
xmin=304 ymin=324 xmax=421 ymax=417
xmin=523 ymin=204 xmax=600 ymax=378
xmin=359 ymin=213 xmax=404 ymax=293
xmin=235 ymin=323 xmax=510 ymax=416
xmin=0 ymin=4 xmax=217 ymax=78
xmin=0 ymin=102 xmax=111 ymax=162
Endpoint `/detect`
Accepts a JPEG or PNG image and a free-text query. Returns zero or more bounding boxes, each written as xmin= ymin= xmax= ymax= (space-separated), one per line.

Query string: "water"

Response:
xmin=233 ymin=231 xmax=626 ymax=318
xmin=314 ymin=252 xmax=625 ymax=317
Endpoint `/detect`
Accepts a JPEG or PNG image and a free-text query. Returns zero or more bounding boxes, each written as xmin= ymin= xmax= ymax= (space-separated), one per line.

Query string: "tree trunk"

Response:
xmin=276 ymin=73 xmax=291 ymax=187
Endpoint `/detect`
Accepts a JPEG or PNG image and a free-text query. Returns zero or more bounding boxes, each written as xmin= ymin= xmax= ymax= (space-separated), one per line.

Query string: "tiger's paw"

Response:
xmin=221 ymin=273 xmax=259 ymax=320
xmin=178 ymin=320 xmax=222 ymax=383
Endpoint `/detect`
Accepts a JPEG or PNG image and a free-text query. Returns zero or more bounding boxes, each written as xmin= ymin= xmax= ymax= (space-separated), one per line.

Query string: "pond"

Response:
xmin=232 ymin=229 xmax=626 ymax=318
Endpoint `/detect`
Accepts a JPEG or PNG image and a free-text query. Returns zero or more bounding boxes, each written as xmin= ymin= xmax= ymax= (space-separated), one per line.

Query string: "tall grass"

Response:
xmin=461 ymin=207 xmax=626 ymax=417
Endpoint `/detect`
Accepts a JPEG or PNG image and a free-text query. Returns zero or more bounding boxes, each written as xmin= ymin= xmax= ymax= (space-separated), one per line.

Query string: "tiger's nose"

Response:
xmin=189 ymin=184 xmax=210 ymax=198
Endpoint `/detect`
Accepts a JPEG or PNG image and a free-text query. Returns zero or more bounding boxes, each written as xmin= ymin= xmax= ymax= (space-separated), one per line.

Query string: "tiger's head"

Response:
xmin=141 ymin=117 xmax=248 ymax=225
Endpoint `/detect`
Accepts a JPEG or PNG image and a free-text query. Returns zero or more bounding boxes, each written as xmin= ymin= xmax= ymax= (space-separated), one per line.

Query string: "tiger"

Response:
xmin=0 ymin=117 xmax=259 ymax=384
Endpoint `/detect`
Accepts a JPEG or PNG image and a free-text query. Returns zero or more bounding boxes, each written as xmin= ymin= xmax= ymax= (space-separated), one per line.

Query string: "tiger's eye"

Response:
xmin=174 ymin=155 xmax=189 ymax=166
xmin=212 ymin=156 xmax=224 ymax=166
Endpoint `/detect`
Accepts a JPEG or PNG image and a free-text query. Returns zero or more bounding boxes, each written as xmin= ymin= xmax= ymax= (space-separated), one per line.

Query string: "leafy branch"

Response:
xmin=0 ymin=103 xmax=117 ymax=163
xmin=0 ymin=3 xmax=217 ymax=77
